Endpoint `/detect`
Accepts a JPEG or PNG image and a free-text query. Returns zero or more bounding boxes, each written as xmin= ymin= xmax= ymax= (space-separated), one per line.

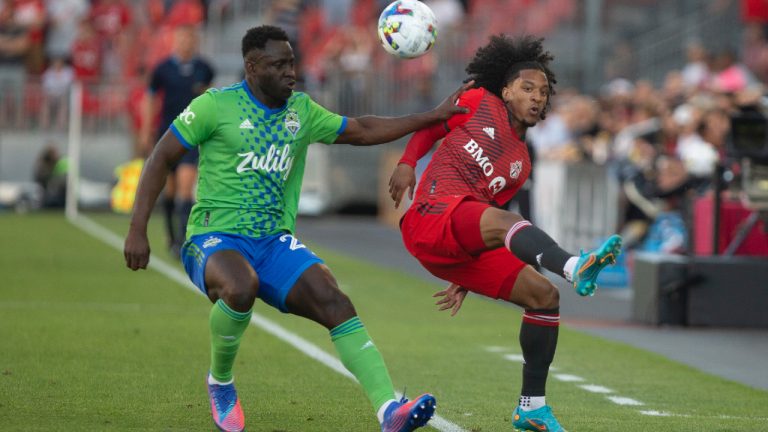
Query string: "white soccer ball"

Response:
xmin=377 ymin=0 xmax=438 ymax=59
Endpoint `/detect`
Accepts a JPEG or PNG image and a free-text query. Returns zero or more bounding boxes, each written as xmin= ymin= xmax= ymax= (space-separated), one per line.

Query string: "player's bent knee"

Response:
xmin=528 ymin=279 xmax=559 ymax=310
xmin=218 ymin=278 xmax=258 ymax=312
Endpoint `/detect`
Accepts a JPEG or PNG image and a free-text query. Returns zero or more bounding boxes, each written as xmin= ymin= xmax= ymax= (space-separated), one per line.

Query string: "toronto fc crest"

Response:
xmin=510 ymin=161 xmax=523 ymax=180
xmin=285 ymin=109 xmax=301 ymax=137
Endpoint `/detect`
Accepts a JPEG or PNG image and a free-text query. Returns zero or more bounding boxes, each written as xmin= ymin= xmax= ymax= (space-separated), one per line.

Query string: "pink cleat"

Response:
xmin=207 ymin=374 xmax=245 ymax=432
xmin=381 ymin=393 xmax=436 ymax=432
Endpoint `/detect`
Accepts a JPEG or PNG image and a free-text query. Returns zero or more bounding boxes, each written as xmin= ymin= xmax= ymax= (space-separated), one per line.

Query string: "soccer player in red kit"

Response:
xmin=389 ymin=35 xmax=622 ymax=431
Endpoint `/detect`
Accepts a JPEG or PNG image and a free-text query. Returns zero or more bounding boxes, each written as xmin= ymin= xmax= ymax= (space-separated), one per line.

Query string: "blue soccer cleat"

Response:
xmin=572 ymin=234 xmax=622 ymax=296
xmin=512 ymin=405 xmax=567 ymax=432
xmin=207 ymin=374 xmax=245 ymax=432
xmin=381 ymin=393 xmax=436 ymax=432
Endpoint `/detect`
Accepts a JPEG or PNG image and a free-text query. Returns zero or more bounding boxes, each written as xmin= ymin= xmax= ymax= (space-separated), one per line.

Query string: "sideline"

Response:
xmin=69 ymin=213 xmax=468 ymax=432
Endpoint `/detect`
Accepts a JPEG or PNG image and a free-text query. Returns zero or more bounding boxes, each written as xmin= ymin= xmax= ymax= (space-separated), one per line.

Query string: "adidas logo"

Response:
xmin=483 ymin=127 xmax=495 ymax=139
xmin=360 ymin=340 xmax=375 ymax=351
xmin=239 ymin=119 xmax=254 ymax=129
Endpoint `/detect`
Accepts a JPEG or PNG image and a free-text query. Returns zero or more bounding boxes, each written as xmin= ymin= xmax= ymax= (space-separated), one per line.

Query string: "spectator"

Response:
xmin=40 ymin=56 xmax=74 ymax=129
xmin=44 ymin=0 xmax=89 ymax=61
xmin=673 ymin=103 xmax=719 ymax=180
xmin=70 ymin=19 xmax=102 ymax=82
xmin=12 ymin=0 xmax=45 ymax=74
xmin=681 ymin=40 xmax=710 ymax=90
xmin=0 ymin=0 xmax=29 ymax=125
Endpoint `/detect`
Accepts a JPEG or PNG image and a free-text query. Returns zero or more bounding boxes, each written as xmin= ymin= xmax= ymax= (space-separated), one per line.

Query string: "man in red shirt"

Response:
xmin=389 ymin=35 xmax=622 ymax=432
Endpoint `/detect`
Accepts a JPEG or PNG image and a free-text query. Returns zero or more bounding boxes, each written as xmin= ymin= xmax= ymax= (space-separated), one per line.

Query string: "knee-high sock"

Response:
xmin=331 ymin=317 xmax=395 ymax=411
xmin=177 ymin=199 xmax=194 ymax=244
xmin=209 ymin=299 xmax=252 ymax=382
xmin=505 ymin=222 xmax=572 ymax=279
xmin=519 ymin=308 xmax=560 ymax=396
xmin=162 ymin=196 xmax=176 ymax=245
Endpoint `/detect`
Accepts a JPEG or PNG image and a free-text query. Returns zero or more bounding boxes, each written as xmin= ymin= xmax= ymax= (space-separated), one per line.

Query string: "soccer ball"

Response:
xmin=377 ymin=0 xmax=438 ymax=59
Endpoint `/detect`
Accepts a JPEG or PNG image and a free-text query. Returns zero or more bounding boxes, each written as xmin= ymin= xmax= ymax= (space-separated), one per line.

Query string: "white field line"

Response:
xmin=552 ymin=374 xmax=585 ymax=382
xmin=486 ymin=347 xmax=768 ymax=423
xmin=69 ymin=214 xmax=467 ymax=432
xmin=578 ymin=384 xmax=613 ymax=394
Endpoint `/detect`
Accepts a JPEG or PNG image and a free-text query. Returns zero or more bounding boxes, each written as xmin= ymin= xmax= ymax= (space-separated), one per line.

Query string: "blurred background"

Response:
xmin=0 ymin=0 xmax=767 ymax=326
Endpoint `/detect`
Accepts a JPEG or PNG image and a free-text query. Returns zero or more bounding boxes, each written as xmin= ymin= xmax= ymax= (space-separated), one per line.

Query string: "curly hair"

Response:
xmin=466 ymin=34 xmax=556 ymax=116
xmin=242 ymin=25 xmax=290 ymax=58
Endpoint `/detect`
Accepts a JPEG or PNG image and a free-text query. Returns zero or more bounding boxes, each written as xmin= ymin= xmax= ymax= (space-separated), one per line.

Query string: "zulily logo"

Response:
xmin=236 ymin=144 xmax=294 ymax=180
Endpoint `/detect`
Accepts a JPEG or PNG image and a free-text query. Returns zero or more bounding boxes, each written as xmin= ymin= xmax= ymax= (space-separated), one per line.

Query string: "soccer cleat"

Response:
xmin=572 ymin=234 xmax=622 ymax=297
xmin=512 ymin=405 xmax=567 ymax=432
xmin=381 ymin=393 xmax=437 ymax=432
xmin=207 ymin=374 xmax=245 ymax=432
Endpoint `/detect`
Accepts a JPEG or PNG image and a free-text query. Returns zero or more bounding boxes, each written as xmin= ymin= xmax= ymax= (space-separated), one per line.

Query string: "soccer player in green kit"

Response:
xmin=124 ymin=25 xmax=471 ymax=432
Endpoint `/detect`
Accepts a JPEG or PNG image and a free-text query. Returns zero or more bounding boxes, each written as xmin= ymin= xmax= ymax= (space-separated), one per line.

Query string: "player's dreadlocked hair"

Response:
xmin=242 ymin=25 xmax=290 ymax=57
xmin=466 ymin=34 xmax=556 ymax=118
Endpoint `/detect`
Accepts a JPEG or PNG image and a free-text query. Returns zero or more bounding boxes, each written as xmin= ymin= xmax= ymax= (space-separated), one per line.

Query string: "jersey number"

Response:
xmin=279 ymin=234 xmax=306 ymax=251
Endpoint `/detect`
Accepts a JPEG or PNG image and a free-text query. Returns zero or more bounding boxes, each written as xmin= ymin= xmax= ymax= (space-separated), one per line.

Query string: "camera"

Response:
xmin=729 ymin=104 xmax=768 ymax=209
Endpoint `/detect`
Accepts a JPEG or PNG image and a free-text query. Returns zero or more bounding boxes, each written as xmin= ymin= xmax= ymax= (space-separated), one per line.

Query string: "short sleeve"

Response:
xmin=307 ymin=97 xmax=346 ymax=144
xmin=170 ymin=91 xmax=217 ymax=149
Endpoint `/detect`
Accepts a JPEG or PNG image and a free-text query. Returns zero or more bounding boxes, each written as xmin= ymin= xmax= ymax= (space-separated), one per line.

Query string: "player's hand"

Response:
xmin=124 ymin=228 xmax=151 ymax=271
xmin=433 ymin=283 xmax=468 ymax=316
xmin=389 ymin=163 xmax=416 ymax=209
xmin=432 ymin=80 xmax=474 ymax=121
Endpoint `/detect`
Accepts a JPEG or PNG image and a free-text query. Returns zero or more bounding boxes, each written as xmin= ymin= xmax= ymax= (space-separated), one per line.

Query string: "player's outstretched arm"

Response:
xmin=124 ymin=131 xmax=187 ymax=271
xmin=334 ymin=81 xmax=473 ymax=146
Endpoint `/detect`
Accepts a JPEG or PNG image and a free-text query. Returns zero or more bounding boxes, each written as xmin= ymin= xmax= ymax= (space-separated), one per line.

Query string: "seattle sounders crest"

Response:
xmin=285 ymin=109 xmax=300 ymax=137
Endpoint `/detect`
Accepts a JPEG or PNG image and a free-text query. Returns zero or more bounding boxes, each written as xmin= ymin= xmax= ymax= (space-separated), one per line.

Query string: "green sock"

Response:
xmin=209 ymin=299 xmax=252 ymax=382
xmin=331 ymin=317 xmax=395 ymax=411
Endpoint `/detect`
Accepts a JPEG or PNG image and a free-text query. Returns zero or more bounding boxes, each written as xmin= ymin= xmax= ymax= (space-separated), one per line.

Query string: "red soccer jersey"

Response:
xmin=402 ymin=87 xmax=532 ymax=207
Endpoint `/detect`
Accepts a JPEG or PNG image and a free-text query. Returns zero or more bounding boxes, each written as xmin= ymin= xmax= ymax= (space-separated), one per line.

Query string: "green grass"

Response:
xmin=1 ymin=212 xmax=767 ymax=431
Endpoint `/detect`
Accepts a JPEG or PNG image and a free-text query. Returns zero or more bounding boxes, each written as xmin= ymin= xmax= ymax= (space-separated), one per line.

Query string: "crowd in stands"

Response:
xmin=0 ymin=0 xmax=212 ymax=129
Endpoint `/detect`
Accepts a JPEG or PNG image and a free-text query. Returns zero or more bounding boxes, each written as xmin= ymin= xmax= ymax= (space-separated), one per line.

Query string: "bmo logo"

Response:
xmin=463 ymin=139 xmax=506 ymax=195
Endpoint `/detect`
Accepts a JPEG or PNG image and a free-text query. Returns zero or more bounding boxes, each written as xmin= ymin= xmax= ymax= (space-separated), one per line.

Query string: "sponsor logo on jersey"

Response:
xmin=483 ymin=126 xmax=495 ymax=140
xmin=239 ymin=118 xmax=254 ymax=129
xmin=285 ymin=109 xmax=300 ymax=137
xmin=236 ymin=145 xmax=294 ymax=180
xmin=179 ymin=106 xmax=195 ymax=125
xmin=202 ymin=236 xmax=222 ymax=248
xmin=489 ymin=176 xmax=506 ymax=195
xmin=463 ymin=139 xmax=494 ymax=176
xmin=510 ymin=160 xmax=523 ymax=179
xmin=464 ymin=139 xmax=508 ymax=195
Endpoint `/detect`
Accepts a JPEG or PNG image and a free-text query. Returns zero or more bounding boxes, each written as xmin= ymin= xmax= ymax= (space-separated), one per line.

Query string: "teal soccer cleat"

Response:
xmin=572 ymin=234 xmax=622 ymax=296
xmin=381 ymin=393 xmax=436 ymax=432
xmin=512 ymin=405 xmax=567 ymax=432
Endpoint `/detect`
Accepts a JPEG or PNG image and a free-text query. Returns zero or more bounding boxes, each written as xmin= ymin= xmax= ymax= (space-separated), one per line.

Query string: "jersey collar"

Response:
xmin=241 ymin=80 xmax=287 ymax=116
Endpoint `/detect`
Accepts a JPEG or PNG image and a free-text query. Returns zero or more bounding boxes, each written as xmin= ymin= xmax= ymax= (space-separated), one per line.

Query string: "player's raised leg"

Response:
xmin=479 ymin=207 xmax=622 ymax=296
xmin=286 ymin=264 xmax=436 ymax=432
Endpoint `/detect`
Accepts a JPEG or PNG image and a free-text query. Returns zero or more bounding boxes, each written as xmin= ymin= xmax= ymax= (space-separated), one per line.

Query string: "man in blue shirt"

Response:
xmin=140 ymin=24 xmax=215 ymax=257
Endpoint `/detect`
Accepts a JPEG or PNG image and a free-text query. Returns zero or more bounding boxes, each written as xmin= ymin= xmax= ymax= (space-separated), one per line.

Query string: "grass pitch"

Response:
xmin=1 ymin=212 xmax=766 ymax=431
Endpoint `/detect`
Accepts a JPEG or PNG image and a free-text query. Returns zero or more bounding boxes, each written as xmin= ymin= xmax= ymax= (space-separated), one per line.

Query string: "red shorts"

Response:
xmin=401 ymin=195 xmax=526 ymax=300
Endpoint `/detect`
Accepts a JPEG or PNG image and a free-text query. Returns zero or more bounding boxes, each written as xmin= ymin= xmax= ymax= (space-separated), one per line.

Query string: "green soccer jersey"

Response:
xmin=170 ymin=81 xmax=346 ymax=238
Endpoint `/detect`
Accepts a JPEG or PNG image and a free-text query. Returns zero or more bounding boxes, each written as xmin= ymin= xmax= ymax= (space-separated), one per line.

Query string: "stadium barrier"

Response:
xmin=532 ymin=160 xmax=620 ymax=254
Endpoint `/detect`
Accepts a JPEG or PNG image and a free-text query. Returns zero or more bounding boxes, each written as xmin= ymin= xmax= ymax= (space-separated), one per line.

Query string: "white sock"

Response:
xmin=519 ymin=395 xmax=546 ymax=411
xmin=377 ymin=399 xmax=397 ymax=423
xmin=563 ymin=256 xmax=579 ymax=282
xmin=207 ymin=374 xmax=234 ymax=386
